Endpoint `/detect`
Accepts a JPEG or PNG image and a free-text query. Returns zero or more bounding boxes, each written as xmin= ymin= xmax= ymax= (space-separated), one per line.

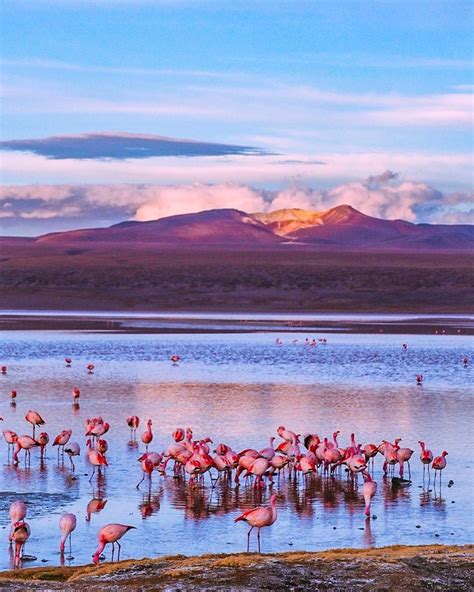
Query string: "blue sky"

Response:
xmin=0 ymin=1 xmax=473 ymax=234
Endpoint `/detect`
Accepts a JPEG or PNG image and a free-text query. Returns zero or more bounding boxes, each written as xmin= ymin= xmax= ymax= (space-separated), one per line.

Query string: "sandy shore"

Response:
xmin=0 ymin=545 xmax=472 ymax=591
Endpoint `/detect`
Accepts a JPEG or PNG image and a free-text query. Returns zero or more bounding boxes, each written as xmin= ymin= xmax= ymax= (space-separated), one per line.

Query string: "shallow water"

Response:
xmin=0 ymin=329 xmax=473 ymax=570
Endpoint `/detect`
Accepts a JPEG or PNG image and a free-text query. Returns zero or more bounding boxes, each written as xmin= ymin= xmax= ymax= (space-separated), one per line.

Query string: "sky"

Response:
xmin=0 ymin=0 xmax=473 ymax=235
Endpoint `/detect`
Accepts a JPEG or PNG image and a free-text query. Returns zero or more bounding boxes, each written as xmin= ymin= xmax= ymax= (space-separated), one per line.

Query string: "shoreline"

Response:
xmin=0 ymin=545 xmax=472 ymax=591
xmin=1 ymin=311 xmax=473 ymax=335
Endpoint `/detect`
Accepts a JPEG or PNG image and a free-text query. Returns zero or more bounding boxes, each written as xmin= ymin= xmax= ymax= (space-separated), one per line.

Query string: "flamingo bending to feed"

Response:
xmin=136 ymin=457 xmax=154 ymax=489
xmin=9 ymin=500 xmax=27 ymax=543
xmin=92 ymin=524 xmax=136 ymax=564
xmin=432 ymin=451 xmax=448 ymax=485
xmin=234 ymin=493 xmax=278 ymax=553
xmin=13 ymin=435 xmax=39 ymax=465
xmin=362 ymin=471 xmax=377 ymax=516
xmin=64 ymin=442 xmax=80 ymax=470
xmin=59 ymin=513 xmax=77 ymax=556
xmin=397 ymin=445 xmax=414 ymax=479
xmin=25 ymin=410 xmax=45 ymax=439
xmin=3 ymin=429 xmax=18 ymax=457
xmin=141 ymin=419 xmax=153 ymax=451
xmin=11 ymin=521 xmax=31 ymax=568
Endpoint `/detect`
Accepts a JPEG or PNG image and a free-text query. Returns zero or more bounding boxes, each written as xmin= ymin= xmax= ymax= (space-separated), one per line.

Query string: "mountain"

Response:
xmin=37 ymin=208 xmax=283 ymax=246
xmin=30 ymin=205 xmax=474 ymax=251
xmin=253 ymin=205 xmax=474 ymax=249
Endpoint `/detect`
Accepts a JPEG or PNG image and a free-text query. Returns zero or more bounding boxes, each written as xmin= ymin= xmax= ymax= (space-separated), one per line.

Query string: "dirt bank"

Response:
xmin=0 ymin=545 xmax=472 ymax=591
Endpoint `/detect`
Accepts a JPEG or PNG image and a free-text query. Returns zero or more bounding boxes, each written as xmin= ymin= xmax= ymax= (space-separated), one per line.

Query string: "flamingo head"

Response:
xmin=147 ymin=419 xmax=152 ymax=427
xmin=442 ymin=451 xmax=448 ymax=456
xmin=395 ymin=438 xmax=402 ymax=445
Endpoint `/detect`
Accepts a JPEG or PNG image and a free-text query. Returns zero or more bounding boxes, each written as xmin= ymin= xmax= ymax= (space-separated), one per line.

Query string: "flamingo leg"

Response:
xmin=89 ymin=466 xmax=96 ymax=482
xmin=247 ymin=526 xmax=254 ymax=552
xmin=136 ymin=473 xmax=145 ymax=489
xmin=257 ymin=528 xmax=261 ymax=553
xmin=117 ymin=541 xmax=122 ymax=561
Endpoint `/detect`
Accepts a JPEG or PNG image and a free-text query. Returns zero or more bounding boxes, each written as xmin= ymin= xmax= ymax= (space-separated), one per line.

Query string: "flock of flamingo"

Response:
xmin=0 ymin=345 xmax=461 ymax=569
xmin=3 ymin=390 xmax=450 ymax=566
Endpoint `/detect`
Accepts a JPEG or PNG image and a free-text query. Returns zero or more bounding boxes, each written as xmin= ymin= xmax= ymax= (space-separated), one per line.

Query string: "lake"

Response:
xmin=0 ymin=325 xmax=472 ymax=570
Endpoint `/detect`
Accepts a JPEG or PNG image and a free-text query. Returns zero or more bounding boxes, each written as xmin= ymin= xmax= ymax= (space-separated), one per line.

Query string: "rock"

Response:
xmin=448 ymin=480 xmax=454 ymax=488
xmin=416 ymin=525 xmax=421 ymax=528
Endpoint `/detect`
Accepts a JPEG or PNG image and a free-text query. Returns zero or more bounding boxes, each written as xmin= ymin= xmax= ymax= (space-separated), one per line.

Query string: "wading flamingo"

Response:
xmin=64 ymin=442 xmax=80 ymax=470
xmin=432 ymin=451 xmax=448 ymax=486
xmin=72 ymin=387 xmax=80 ymax=401
xmin=9 ymin=501 xmax=27 ymax=543
xmin=87 ymin=442 xmax=108 ymax=481
xmin=141 ymin=419 xmax=153 ymax=451
xmin=59 ymin=513 xmax=77 ymax=556
xmin=362 ymin=471 xmax=377 ymax=516
xmin=418 ymin=440 xmax=434 ymax=479
xmin=13 ymin=435 xmax=39 ymax=465
xmin=25 ymin=410 xmax=45 ymax=439
xmin=127 ymin=416 xmax=140 ymax=439
xmin=11 ymin=521 xmax=30 ymax=568
xmin=92 ymin=524 xmax=136 ymax=564
xmin=53 ymin=429 xmax=72 ymax=459
xmin=37 ymin=432 xmax=49 ymax=460
xmin=234 ymin=494 xmax=278 ymax=553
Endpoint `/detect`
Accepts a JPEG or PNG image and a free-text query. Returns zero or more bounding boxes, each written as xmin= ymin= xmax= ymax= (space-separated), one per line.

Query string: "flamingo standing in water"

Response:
xmin=171 ymin=355 xmax=180 ymax=364
xmin=127 ymin=416 xmax=140 ymax=439
xmin=362 ymin=471 xmax=377 ymax=516
xmin=13 ymin=435 xmax=39 ymax=465
xmin=72 ymin=387 xmax=80 ymax=401
xmin=432 ymin=451 xmax=448 ymax=486
xmin=3 ymin=429 xmax=18 ymax=458
xmin=234 ymin=494 xmax=278 ymax=553
xmin=418 ymin=440 xmax=434 ymax=479
xmin=53 ymin=429 xmax=72 ymax=459
xmin=87 ymin=363 xmax=95 ymax=374
xmin=141 ymin=419 xmax=153 ymax=451
xmin=87 ymin=440 xmax=108 ymax=481
xmin=92 ymin=524 xmax=136 ymax=564
xmin=25 ymin=410 xmax=45 ymax=439
xmin=11 ymin=521 xmax=30 ymax=568
xmin=416 ymin=374 xmax=423 ymax=385
xmin=2 ymin=366 xmax=7 ymax=374
xmin=64 ymin=442 xmax=80 ymax=470
xmin=65 ymin=357 xmax=72 ymax=367
xmin=9 ymin=501 xmax=27 ymax=543
xmin=37 ymin=432 xmax=49 ymax=460
xmin=86 ymin=498 xmax=107 ymax=522
xmin=397 ymin=445 xmax=414 ymax=479
xmin=10 ymin=390 xmax=17 ymax=400
xmin=136 ymin=457 xmax=154 ymax=489
xmin=59 ymin=513 xmax=77 ymax=556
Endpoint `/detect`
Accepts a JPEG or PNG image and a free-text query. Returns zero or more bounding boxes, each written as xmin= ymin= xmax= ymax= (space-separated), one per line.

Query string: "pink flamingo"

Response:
xmin=141 ymin=419 xmax=153 ymax=451
xmin=2 ymin=365 xmax=7 ymax=374
xmin=86 ymin=498 xmax=107 ymax=522
xmin=25 ymin=410 xmax=45 ymax=439
xmin=136 ymin=457 xmax=154 ymax=489
xmin=246 ymin=457 xmax=270 ymax=489
xmin=87 ymin=441 xmax=108 ymax=481
xmin=234 ymin=494 xmax=278 ymax=553
xmin=13 ymin=435 xmax=39 ymax=465
xmin=362 ymin=471 xmax=377 ymax=516
xmin=432 ymin=451 xmax=448 ymax=486
xmin=72 ymin=387 xmax=80 ymax=401
xmin=59 ymin=513 xmax=77 ymax=556
xmin=10 ymin=390 xmax=17 ymax=399
xmin=53 ymin=429 xmax=72 ymax=459
xmin=87 ymin=363 xmax=95 ymax=373
xmin=171 ymin=355 xmax=180 ymax=364
xmin=64 ymin=442 xmax=80 ymax=470
xmin=418 ymin=440 xmax=434 ymax=479
xmin=65 ymin=357 xmax=72 ymax=366
xmin=416 ymin=374 xmax=423 ymax=385
xmin=9 ymin=501 xmax=27 ymax=543
xmin=397 ymin=445 xmax=414 ymax=479
xmin=92 ymin=524 xmax=136 ymax=564
xmin=3 ymin=429 xmax=18 ymax=458
xmin=37 ymin=432 xmax=49 ymax=460
xmin=127 ymin=416 xmax=140 ymax=439
xmin=11 ymin=521 xmax=30 ymax=568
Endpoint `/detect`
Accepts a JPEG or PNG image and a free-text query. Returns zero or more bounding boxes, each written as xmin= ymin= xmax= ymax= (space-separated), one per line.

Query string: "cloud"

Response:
xmin=0 ymin=132 xmax=266 ymax=160
xmin=1 ymin=174 xmax=472 ymax=236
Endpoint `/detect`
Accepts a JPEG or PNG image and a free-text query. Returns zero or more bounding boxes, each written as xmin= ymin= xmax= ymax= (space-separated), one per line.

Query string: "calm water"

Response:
xmin=0 ymin=329 xmax=473 ymax=570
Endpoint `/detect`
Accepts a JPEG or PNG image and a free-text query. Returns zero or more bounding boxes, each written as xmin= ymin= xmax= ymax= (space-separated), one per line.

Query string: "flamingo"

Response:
xmin=418 ymin=440 xmax=434 ymax=479
xmin=65 ymin=357 xmax=72 ymax=366
xmin=141 ymin=419 xmax=153 ymax=451
xmin=59 ymin=513 xmax=77 ymax=556
xmin=37 ymin=432 xmax=49 ymax=459
xmin=171 ymin=355 xmax=180 ymax=364
xmin=13 ymin=435 xmax=39 ymax=465
xmin=10 ymin=390 xmax=17 ymax=399
xmin=64 ymin=442 xmax=80 ymax=470
xmin=87 ymin=442 xmax=108 ymax=481
xmin=127 ymin=416 xmax=140 ymax=439
xmin=3 ymin=429 xmax=18 ymax=458
xmin=9 ymin=501 xmax=27 ymax=543
xmin=2 ymin=365 xmax=7 ymax=374
xmin=136 ymin=457 xmax=154 ymax=489
xmin=362 ymin=471 xmax=377 ymax=516
xmin=97 ymin=439 xmax=108 ymax=455
xmin=416 ymin=374 xmax=423 ymax=385
xmin=87 ymin=363 xmax=95 ymax=373
xmin=234 ymin=493 xmax=278 ymax=553
xmin=397 ymin=445 xmax=414 ymax=479
xmin=11 ymin=521 xmax=30 ymax=568
xmin=72 ymin=387 xmax=80 ymax=401
xmin=25 ymin=410 xmax=45 ymax=438
xmin=53 ymin=429 xmax=72 ymax=459
xmin=432 ymin=451 xmax=448 ymax=486
xmin=246 ymin=457 xmax=270 ymax=489
xmin=92 ymin=524 xmax=136 ymax=564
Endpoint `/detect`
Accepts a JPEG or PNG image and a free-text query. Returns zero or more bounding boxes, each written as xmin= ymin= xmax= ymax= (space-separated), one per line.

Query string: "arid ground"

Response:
xmin=0 ymin=244 xmax=473 ymax=313
xmin=0 ymin=545 xmax=472 ymax=591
